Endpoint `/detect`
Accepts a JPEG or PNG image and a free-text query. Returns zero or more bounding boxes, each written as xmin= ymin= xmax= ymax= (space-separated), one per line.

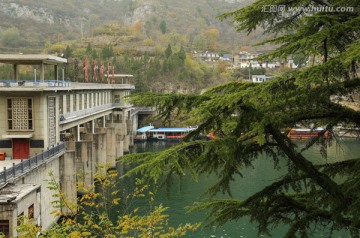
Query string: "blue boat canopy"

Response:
xmin=136 ymin=126 xmax=155 ymax=133
xmin=149 ymin=127 xmax=196 ymax=133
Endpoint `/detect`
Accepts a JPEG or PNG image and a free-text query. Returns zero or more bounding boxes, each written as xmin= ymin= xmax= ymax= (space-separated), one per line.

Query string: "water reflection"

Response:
xmin=122 ymin=139 xmax=360 ymax=237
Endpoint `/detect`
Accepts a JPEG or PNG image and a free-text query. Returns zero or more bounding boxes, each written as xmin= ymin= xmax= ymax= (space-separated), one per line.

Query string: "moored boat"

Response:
xmin=147 ymin=127 xmax=196 ymax=142
xmin=287 ymin=127 xmax=330 ymax=140
xmin=134 ymin=125 xmax=155 ymax=142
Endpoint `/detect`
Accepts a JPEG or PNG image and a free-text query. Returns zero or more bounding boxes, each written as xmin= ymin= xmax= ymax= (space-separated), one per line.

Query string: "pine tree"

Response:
xmin=165 ymin=44 xmax=172 ymax=58
xmin=121 ymin=0 xmax=360 ymax=236
xmin=159 ymin=20 xmax=167 ymax=34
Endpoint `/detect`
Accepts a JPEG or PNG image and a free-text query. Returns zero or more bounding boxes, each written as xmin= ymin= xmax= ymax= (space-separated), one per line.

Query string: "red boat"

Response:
xmin=287 ymin=128 xmax=330 ymax=140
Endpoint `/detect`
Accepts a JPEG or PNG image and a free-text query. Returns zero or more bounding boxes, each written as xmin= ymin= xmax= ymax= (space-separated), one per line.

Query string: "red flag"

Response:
xmin=100 ymin=63 xmax=105 ymax=82
xmin=83 ymin=57 xmax=89 ymax=82
xmin=93 ymin=60 xmax=98 ymax=81
xmin=112 ymin=66 xmax=115 ymax=84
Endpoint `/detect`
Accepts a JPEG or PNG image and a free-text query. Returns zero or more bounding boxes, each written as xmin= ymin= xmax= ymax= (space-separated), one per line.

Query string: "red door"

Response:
xmin=13 ymin=139 xmax=30 ymax=159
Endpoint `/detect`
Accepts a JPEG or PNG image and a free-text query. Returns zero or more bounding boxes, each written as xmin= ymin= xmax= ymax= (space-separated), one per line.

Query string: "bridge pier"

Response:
xmin=61 ymin=141 xmax=77 ymax=215
xmin=76 ymin=140 xmax=93 ymax=193
xmin=106 ymin=127 xmax=116 ymax=168
xmin=93 ymin=128 xmax=108 ymax=167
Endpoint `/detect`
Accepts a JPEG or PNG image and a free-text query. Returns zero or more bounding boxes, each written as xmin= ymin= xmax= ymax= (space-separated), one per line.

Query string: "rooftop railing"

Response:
xmin=0 ymin=79 xmax=71 ymax=87
xmin=0 ymin=142 xmax=66 ymax=186
xmin=0 ymin=80 xmax=135 ymax=90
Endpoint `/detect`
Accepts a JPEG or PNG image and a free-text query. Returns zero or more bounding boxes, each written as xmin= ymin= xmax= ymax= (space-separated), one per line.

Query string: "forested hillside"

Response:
xmin=0 ymin=0 xmax=263 ymax=54
xmin=0 ymin=0 xmax=277 ymax=93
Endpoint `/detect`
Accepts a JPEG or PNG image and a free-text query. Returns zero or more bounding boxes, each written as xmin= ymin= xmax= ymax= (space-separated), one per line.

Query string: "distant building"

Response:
xmin=252 ymin=74 xmax=274 ymax=83
xmin=199 ymin=52 xmax=219 ymax=62
xmin=287 ymin=58 xmax=298 ymax=68
xmin=219 ymin=54 xmax=233 ymax=62
xmin=193 ymin=50 xmax=297 ymax=69
xmin=265 ymin=61 xmax=280 ymax=68
xmin=235 ymin=51 xmax=293 ymax=69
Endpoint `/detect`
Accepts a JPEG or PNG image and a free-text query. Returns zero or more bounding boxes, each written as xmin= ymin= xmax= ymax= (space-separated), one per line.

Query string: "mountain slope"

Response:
xmin=0 ymin=0 xmax=264 ymax=54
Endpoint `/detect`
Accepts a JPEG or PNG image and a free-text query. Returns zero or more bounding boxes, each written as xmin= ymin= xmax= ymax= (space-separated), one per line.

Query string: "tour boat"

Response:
xmin=134 ymin=125 xmax=155 ymax=142
xmin=147 ymin=127 xmax=196 ymax=141
xmin=287 ymin=127 xmax=330 ymax=140
xmin=134 ymin=126 xmax=196 ymax=142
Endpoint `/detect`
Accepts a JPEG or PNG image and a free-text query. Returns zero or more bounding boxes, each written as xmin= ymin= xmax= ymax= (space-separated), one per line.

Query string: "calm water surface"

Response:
xmin=121 ymin=139 xmax=360 ymax=238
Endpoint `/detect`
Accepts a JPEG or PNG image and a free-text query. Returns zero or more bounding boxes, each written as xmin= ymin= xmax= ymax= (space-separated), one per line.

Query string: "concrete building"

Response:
xmin=0 ymin=54 xmax=138 ymax=237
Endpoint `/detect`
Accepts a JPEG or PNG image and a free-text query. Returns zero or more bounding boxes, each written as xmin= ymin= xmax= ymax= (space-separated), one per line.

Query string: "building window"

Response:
xmin=7 ymin=98 xmax=33 ymax=131
xmin=0 ymin=220 xmax=9 ymax=238
xmin=79 ymin=94 xmax=83 ymax=110
xmin=66 ymin=94 xmax=70 ymax=113
xmin=84 ymin=93 xmax=88 ymax=109
xmin=17 ymin=212 xmax=24 ymax=226
xmin=73 ymin=94 xmax=76 ymax=112
xmin=59 ymin=95 xmax=63 ymax=114
xmin=28 ymin=204 xmax=34 ymax=219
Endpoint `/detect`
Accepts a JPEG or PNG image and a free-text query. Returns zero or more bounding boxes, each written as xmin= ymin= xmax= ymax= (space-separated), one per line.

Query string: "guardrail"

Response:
xmin=0 ymin=142 xmax=66 ymax=186
xmin=130 ymin=107 xmax=155 ymax=117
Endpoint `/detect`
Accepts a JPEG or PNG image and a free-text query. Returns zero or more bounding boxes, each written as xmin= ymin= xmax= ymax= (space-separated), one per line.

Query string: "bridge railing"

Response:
xmin=0 ymin=142 xmax=66 ymax=186
xmin=60 ymin=103 xmax=114 ymax=123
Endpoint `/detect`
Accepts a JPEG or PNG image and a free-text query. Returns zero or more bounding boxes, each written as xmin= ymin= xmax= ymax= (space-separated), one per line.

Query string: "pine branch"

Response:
xmin=266 ymin=125 xmax=350 ymax=210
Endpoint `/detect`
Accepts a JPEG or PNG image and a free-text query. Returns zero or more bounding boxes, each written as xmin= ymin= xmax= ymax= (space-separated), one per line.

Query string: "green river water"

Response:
xmin=120 ymin=139 xmax=360 ymax=238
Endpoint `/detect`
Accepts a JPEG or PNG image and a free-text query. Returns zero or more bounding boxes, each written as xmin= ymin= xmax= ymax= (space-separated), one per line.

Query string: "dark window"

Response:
xmin=0 ymin=220 xmax=9 ymax=238
xmin=79 ymin=94 xmax=82 ymax=110
xmin=59 ymin=95 xmax=63 ymax=114
xmin=28 ymin=204 xmax=34 ymax=219
xmin=84 ymin=93 xmax=87 ymax=109
xmin=66 ymin=94 xmax=70 ymax=112
xmin=17 ymin=212 xmax=24 ymax=226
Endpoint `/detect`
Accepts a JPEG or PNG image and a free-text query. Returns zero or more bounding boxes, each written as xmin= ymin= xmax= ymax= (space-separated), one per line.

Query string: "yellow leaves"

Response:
xmin=19 ymin=163 xmax=199 ymax=237
xmin=69 ymin=231 xmax=81 ymax=238
xmin=16 ymin=216 xmax=42 ymax=238
xmin=112 ymin=198 xmax=121 ymax=205
xmin=81 ymin=232 xmax=92 ymax=236
xmin=92 ymin=224 xmax=101 ymax=230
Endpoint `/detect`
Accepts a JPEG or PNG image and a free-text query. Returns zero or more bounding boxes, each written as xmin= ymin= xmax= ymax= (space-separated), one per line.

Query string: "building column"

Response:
xmin=13 ymin=64 xmax=18 ymax=81
xmin=40 ymin=63 xmax=45 ymax=82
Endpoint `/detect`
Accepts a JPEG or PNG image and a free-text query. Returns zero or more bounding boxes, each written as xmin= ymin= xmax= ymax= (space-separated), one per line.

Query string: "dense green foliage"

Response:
xmin=119 ymin=0 xmax=360 ymax=237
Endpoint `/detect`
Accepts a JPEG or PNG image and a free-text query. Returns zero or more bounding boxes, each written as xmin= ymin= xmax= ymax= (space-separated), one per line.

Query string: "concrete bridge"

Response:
xmin=0 ymin=54 xmax=147 ymax=237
